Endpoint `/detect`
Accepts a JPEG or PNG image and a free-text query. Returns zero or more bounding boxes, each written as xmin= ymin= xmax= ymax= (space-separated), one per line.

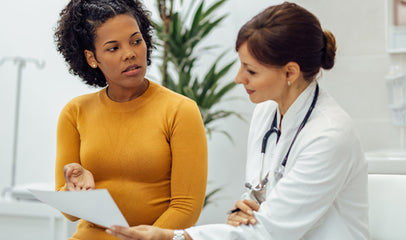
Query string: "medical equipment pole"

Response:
xmin=0 ymin=57 xmax=45 ymax=197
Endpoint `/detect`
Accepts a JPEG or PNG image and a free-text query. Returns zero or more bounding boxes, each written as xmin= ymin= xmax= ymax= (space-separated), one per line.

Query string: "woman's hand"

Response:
xmin=227 ymin=199 xmax=260 ymax=226
xmin=63 ymin=163 xmax=95 ymax=191
xmin=106 ymin=225 xmax=175 ymax=240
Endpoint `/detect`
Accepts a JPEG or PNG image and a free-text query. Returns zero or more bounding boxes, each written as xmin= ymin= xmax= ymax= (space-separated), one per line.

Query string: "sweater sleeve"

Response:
xmin=153 ymin=99 xmax=208 ymax=229
xmin=54 ymin=101 xmax=81 ymax=222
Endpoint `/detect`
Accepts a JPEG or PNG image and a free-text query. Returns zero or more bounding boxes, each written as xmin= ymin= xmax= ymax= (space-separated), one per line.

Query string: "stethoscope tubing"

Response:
xmin=253 ymin=84 xmax=319 ymax=189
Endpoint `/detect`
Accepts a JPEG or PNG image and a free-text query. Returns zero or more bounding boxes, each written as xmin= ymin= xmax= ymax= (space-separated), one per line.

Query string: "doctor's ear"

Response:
xmin=284 ymin=62 xmax=301 ymax=84
xmin=84 ymin=50 xmax=98 ymax=68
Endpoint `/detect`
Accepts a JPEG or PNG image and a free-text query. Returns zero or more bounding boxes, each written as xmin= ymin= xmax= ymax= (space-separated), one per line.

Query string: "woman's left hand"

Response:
xmin=106 ymin=225 xmax=173 ymax=240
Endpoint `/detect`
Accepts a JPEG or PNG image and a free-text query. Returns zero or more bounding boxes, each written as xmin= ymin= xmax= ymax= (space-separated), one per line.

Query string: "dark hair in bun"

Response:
xmin=236 ymin=2 xmax=337 ymax=81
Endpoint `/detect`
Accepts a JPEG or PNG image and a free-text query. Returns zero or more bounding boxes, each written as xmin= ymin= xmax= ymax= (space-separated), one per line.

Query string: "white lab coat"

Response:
xmin=186 ymin=81 xmax=369 ymax=239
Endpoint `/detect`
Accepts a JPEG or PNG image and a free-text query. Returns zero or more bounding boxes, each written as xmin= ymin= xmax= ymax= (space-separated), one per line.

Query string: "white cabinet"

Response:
xmin=387 ymin=0 xmax=406 ymax=53
xmin=0 ymin=199 xmax=77 ymax=240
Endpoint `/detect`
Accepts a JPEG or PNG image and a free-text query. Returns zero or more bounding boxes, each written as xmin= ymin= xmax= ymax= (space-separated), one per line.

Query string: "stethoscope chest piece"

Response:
xmin=274 ymin=164 xmax=285 ymax=183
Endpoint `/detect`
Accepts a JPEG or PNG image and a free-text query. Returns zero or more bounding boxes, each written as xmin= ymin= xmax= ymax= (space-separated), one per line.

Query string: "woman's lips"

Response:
xmin=122 ymin=64 xmax=141 ymax=76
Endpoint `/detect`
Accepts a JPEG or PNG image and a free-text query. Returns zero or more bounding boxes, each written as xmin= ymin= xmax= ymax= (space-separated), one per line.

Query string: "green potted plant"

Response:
xmin=153 ymin=0 xmax=243 ymax=141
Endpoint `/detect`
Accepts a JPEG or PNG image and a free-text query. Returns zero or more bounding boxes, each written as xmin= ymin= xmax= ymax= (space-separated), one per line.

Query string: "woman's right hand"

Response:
xmin=63 ymin=163 xmax=95 ymax=191
xmin=227 ymin=199 xmax=260 ymax=226
xmin=106 ymin=225 xmax=179 ymax=240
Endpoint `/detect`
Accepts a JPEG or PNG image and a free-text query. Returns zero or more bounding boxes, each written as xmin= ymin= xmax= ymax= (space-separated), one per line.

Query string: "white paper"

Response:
xmin=28 ymin=188 xmax=129 ymax=228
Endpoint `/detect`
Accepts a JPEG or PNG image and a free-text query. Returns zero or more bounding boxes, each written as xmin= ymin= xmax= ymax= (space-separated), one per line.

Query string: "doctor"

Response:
xmin=107 ymin=2 xmax=369 ymax=239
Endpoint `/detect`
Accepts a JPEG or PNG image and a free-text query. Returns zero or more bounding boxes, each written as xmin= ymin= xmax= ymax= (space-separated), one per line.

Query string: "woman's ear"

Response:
xmin=284 ymin=61 xmax=301 ymax=84
xmin=84 ymin=50 xmax=97 ymax=68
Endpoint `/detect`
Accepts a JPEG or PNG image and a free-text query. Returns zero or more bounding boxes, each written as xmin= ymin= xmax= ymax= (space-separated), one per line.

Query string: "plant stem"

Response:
xmin=157 ymin=0 xmax=173 ymax=87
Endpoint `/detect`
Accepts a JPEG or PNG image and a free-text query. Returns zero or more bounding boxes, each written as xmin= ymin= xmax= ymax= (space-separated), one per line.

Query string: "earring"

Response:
xmin=287 ymin=81 xmax=291 ymax=86
xmin=92 ymin=64 xmax=97 ymax=68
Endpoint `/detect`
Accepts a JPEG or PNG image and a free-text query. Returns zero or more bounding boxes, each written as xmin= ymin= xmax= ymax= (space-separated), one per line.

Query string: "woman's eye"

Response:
xmin=107 ymin=46 xmax=118 ymax=52
xmin=132 ymin=39 xmax=142 ymax=45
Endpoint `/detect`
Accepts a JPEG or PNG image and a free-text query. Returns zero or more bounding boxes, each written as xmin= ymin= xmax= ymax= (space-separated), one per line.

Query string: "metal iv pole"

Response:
xmin=0 ymin=57 xmax=45 ymax=198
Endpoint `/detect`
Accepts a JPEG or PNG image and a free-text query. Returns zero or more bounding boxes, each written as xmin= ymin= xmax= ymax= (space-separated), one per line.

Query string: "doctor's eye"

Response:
xmin=247 ymin=69 xmax=256 ymax=75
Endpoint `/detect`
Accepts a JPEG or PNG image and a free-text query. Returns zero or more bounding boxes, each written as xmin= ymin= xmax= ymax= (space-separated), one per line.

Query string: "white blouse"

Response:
xmin=186 ymin=81 xmax=369 ymax=239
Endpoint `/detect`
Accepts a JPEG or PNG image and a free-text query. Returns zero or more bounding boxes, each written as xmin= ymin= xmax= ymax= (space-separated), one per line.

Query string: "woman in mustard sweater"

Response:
xmin=53 ymin=0 xmax=208 ymax=239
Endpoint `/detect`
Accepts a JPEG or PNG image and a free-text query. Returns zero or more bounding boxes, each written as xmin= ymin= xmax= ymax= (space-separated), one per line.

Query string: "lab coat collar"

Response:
xmin=277 ymin=81 xmax=318 ymax=135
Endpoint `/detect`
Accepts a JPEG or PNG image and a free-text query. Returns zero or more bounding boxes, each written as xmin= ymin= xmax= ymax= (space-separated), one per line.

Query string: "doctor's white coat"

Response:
xmin=186 ymin=82 xmax=369 ymax=240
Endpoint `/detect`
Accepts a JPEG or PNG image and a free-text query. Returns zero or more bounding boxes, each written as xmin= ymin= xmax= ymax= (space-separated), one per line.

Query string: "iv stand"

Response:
xmin=0 ymin=57 xmax=45 ymax=198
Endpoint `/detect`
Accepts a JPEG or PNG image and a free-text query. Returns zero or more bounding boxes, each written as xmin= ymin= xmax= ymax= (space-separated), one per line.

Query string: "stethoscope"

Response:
xmin=245 ymin=84 xmax=319 ymax=192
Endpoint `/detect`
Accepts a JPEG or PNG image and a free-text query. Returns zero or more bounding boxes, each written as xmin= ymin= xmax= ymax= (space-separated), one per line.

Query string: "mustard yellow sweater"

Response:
xmin=55 ymin=80 xmax=208 ymax=240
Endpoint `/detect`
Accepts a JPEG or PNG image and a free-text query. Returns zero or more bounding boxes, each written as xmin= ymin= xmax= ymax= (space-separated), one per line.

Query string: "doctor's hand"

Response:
xmin=227 ymin=199 xmax=260 ymax=227
xmin=63 ymin=163 xmax=95 ymax=191
xmin=106 ymin=225 xmax=192 ymax=240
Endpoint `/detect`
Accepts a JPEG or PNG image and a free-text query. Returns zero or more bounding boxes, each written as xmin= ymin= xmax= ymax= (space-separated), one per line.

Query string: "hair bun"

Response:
xmin=321 ymin=30 xmax=336 ymax=70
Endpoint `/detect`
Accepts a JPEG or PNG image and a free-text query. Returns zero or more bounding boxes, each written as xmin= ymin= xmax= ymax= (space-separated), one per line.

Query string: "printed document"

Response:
xmin=29 ymin=188 xmax=129 ymax=228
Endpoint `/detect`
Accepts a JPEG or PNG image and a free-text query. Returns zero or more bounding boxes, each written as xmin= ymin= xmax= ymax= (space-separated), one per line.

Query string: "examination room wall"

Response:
xmin=0 ymin=0 xmax=403 ymax=226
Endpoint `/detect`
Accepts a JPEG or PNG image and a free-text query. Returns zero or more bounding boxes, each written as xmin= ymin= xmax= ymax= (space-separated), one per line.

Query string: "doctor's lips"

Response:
xmin=245 ymin=88 xmax=255 ymax=95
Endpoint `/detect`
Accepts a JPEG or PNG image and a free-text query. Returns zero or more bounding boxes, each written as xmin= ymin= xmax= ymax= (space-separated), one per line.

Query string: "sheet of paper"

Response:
xmin=28 ymin=188 xmax=129 ymax=228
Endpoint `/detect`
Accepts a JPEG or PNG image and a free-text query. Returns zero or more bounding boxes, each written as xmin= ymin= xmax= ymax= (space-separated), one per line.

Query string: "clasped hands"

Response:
xmin=227 ymin=199 xmax=260 ymax=226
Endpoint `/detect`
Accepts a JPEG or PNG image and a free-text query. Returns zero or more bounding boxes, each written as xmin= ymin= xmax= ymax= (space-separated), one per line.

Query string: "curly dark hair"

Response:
xmin=54 ymin=0 xmax=154 ymax=87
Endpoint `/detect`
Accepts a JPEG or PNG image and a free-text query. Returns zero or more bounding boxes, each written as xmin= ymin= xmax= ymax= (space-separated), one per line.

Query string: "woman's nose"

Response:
xmin=124 ymin=47 xmax=136 ymax=61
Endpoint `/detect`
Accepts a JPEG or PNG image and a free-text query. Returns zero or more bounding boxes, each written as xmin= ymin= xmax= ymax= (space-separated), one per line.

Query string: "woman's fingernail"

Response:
xmin=106 ymin=229 xmax=112 ymax=234
xmin=250 ymin=219 xmax=257 ymax=224
xmin=248 ymin=210 xmax=253 ymax=215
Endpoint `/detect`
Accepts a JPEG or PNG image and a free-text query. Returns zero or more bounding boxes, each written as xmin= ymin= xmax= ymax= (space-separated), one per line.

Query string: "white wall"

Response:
xmin=0 ymin=0 xmax=96 ymax=191
xmin=0 ymin=0 xmax=405 ymax=226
